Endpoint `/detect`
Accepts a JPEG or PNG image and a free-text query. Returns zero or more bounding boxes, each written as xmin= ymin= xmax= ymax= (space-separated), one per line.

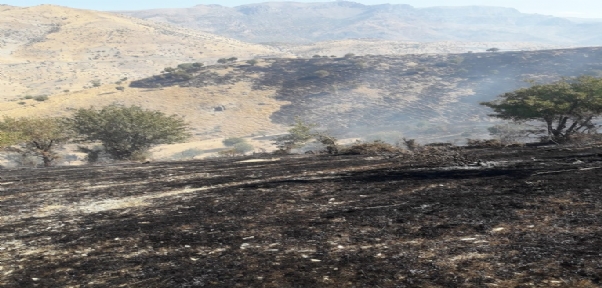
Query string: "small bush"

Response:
xmin=466 ymin=138 xmax=502 ymax=148
xmin=314 ymin=70 xmax=330 ymax=78
xmin=24 ymin=95 xmax=33 ymax=99
xmin=177 ymin=148 xmax=204 ymax=160
xmin=33 ymin=95 xmax=48 ymax=102
xmin=233 ymin=142 xmax=254 ymax=154
xmin=403 ymin=138 xmax=421 ymax=151
xmin=223 ymin=137 xmax=246 ymax=147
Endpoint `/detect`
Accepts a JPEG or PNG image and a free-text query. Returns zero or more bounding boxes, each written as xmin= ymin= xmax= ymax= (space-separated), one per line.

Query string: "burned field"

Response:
xmin=1 ymin=146 xmax=602 ymax=287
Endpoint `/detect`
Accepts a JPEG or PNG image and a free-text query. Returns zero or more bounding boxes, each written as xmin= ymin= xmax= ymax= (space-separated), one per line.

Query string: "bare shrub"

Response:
xmin=402 ymin=138 xmax=421 ymax=151
xmin=566 ymin=132 xmax=602 ymax=146
xmin=408 ymin=145 xmax=475 ymax=166
xmin=314 ymin=133 xmax=338 ymax=154
xmin=466 ymin=138 xmax=503 ymax=148
xmin=339 ymin=140 xmax=404 ymax=155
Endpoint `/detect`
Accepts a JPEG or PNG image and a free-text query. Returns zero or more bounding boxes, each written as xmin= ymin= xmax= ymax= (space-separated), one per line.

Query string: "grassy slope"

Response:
xmin=0 ymin=5 xmax=290 ymax=100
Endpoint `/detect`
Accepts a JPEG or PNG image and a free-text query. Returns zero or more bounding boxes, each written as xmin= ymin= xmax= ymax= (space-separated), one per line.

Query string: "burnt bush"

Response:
xmin=339 ymin=140 xmax=405 ymax=155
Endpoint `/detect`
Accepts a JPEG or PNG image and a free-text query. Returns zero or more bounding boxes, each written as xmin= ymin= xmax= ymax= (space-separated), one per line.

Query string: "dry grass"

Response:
xmin=275 ymin=39 xmax=561 ymax=58
xmin=0 ymin=5 xmax=291 ymax=100
xmin=0 ymin=80 xmax=288 ymax=140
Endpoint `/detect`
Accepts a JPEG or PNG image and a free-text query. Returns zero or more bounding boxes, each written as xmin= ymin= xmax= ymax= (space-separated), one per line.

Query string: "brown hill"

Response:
xmin=118 ymin=1 xmax=602 ymax=45
xmin=0 ymin=5 xmax=290 ymax=100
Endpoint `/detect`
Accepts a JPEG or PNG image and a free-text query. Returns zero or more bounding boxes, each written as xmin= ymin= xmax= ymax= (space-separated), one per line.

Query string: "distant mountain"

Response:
xmin=118 ymin=1 xmax=602 ymax=45
xmin=0 ymin=5 xmax=289 ymax=98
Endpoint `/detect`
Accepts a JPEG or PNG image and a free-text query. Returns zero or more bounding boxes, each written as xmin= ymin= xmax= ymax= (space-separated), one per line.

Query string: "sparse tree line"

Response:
xmin=274 ymin=75 xmax=602 ymax=155
xmin=2 ymin=74 xmax=601 ymax=167
xmin=0 ymin=105 xmax=190 ymax=167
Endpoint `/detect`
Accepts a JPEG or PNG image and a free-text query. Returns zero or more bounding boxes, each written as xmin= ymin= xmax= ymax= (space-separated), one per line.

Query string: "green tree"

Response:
xmin=69 ymin=105 xmax=190 ymax=160
xmin=0 ymin=131 xmax=21 ymax=148
xmin=481 ymin=76 xmax=602 ymax=141
xmin=246 ymin=59 xmax=258 ymax=66
xmin=273 ymin=118 xmax=316 ymax=152
xmin=0 ymin=117 xmax=72 ymax=166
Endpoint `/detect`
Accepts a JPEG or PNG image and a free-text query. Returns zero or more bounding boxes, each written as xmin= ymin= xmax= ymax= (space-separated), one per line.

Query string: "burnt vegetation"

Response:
xmin=1 ymin=145 xmax=602 ymax=287
xmin=130 ymin=47 xmax=602 ymax=134
xmin=3 ymin=47 xmax=602 ymax=287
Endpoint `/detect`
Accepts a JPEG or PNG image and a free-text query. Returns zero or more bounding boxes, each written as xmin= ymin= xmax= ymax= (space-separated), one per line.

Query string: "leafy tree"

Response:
xmin=481 ymin=76 xmax=602 ymax=141
xmin=273 ymin=118 xmax=316 ymax=152
xmin=246 ymin=59 xmax=258 ymax=66
xmin=217 ymin=58 xmax=228 ymax=64
xmin=0 ymin=131 xmax=21 ymax=148
xmin=486 ymin=47 xmax=500 ymax=52
xmin=0 ymin=117 xmax=72 ymax=166
xmin=69 ymin=105 xmax=190 ymax=160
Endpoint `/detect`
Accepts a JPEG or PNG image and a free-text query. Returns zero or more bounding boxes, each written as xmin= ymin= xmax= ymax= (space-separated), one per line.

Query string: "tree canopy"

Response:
xmin=481 ymin=76 xmax=602 ymax=141
xmin=0 ymin=117 xmax=73 ymax=166
xmin=273 ymin=118 xmax=316 ymax=152
xmin=69 ymin=105 xmax=190 ymax=160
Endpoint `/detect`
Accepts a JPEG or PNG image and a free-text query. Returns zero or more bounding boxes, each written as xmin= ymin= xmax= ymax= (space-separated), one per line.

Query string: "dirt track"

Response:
xmin=1 ymin=146 xmax=601 ymax=287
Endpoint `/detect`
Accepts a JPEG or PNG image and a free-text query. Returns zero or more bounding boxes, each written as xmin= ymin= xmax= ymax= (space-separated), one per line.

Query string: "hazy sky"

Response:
xmin=4 ymin=0 xmax=602 ymax=18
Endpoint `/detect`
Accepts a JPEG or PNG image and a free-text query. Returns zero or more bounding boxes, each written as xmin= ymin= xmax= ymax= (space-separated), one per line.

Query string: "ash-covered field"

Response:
xmin=1 ymin=146 xmax=601 ymax=287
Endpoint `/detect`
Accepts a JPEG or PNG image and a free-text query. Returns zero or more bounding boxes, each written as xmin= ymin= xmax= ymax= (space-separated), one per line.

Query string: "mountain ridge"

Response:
xmin=117 ymin=1 xmax=602 ymax=45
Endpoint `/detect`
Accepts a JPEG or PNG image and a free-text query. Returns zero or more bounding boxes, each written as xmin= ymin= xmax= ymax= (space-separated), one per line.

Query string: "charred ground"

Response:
xmin=1 ymin=145 xmax=601 ymax=287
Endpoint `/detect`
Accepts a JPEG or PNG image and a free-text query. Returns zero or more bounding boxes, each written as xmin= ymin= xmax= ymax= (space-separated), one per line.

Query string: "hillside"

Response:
xmin=0 ymin=5 xmax=290 ymax=99
xmin=4 ymin=47 xmax=602 ymax=150
xmin=118 ymin=1 xmax=602 ymax=45
xmin=128 ymin=47 xmax=602 ymax=140
xmin=272 ymin=39 xmax=560 ymax=58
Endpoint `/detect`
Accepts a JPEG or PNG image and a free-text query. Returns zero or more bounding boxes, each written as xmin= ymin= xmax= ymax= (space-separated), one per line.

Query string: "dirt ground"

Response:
xmin=1 ymin=145 xmax=601 ymax=287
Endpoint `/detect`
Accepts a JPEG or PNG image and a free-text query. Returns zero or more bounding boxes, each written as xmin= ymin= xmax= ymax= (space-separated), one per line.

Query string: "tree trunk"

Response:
xmin=41 ymin=150 xmax=53 ymax=167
